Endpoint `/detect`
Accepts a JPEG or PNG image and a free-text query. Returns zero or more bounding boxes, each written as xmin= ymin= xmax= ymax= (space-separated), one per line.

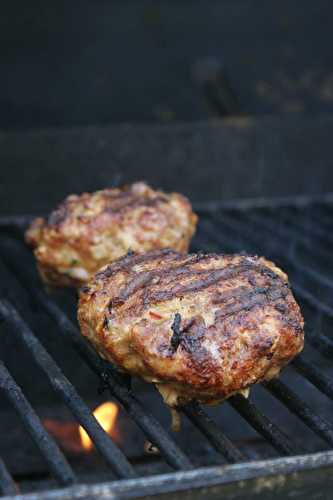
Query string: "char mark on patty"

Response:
xmin=143 ymin=262 xmax=283 ymax=306
xmin=108 ymin=256 xmax=286 ymax=312
xmin=170 ymin=313 xmax=182 ymax=351
xmin=95 ymin=248 xmax=177 ymax=280
xmin=215 ymin=285 xmax=289 ymax=321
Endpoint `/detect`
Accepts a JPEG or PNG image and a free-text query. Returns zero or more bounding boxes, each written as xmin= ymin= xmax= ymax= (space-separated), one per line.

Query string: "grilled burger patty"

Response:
xmin=78 ymin=250 xmax=304 ymax=407
xmin=25 ymin=182 xmax=197 ymax=287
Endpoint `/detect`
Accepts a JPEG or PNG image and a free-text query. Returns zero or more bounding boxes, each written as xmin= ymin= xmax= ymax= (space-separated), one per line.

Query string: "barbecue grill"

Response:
xmin=1 ymin=194 xmax=333 ymax=499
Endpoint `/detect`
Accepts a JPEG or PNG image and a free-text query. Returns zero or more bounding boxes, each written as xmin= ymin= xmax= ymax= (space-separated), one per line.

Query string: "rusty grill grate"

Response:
xmin=0 ymin=195 xmax=333 ymax=499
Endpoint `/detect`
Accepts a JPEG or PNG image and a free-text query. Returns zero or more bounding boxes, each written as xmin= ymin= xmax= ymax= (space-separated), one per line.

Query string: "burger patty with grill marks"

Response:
xmin=25 ymin=182 xmax=197 ymax=287
xmin=78 ymin=250 xmax=304 ymax=407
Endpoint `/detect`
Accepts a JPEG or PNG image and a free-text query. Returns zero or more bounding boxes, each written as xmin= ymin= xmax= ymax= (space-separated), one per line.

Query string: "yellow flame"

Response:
xmin=79 ymin=402 xmax=119 ymax=451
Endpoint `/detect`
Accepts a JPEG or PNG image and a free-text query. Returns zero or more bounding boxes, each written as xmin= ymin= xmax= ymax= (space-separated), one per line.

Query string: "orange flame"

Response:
xmin=43 ymin=402 xmax=119 ymax=454
xmin=79 ymin=402 xmax=119 ymax=451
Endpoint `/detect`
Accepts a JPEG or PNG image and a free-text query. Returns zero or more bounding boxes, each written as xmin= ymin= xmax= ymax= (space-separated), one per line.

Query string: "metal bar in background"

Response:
xmin=310 ymin=207 xmax=333 ymax=228
xmin=6 ymin=451 xmax=333 ymax=500
xmin=0 ymin=194 xmax=332 ymax=226
xmin=291 ymin=284 xmax=333 ymax=319
xmin=308 ymin=333 xmax=333 ymax=358
xmin=0 ymin=237 xmax=192 ymax=472
xmin=0 ymin=215 xmax=35 ymax=229
xmin=285 ymin=211 xmax=333 ymax=247
xmin=0 ymin=362 xmax=76 ymax=486
xmin=182 ymin=403 xmax=244 ymax=463
xmin=265 ymin=380 xmax=333 ymax=446
xmin=0 ymin=458 xmax=17 ymax=496
xmin=229 ymin=394 xmax=302 ymax=456
xmin=0 ymin=300 xmax=136 ymax=480
xmin=246 ymin=212 xmax=333 ymax=268
xmin=193 ymin=192 xmax=333 ymax=212
xmin=293 ymin=355 xmax=333 ymax=400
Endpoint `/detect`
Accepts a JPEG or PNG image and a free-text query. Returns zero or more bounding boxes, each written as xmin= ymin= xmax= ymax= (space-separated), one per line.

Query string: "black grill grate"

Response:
xmin=1 ymin=195 xmax=333 ymax=498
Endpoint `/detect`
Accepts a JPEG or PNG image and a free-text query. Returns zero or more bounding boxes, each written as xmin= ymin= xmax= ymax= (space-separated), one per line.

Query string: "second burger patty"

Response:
xmin=25 ymin=182 xmax=197 ymax=287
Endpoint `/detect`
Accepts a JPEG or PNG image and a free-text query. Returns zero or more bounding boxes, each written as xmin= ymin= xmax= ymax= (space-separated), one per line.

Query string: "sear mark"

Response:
xmin=95 ymin=248 xmax=175 ymax=280
xmin=170 ymin=313 xmax=182 ymax=351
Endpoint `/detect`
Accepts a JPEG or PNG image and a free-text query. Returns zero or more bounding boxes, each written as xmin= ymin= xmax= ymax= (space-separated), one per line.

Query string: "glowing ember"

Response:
xmin=43 ymin=401 xmax=119 ymax=454
xmin=43 ymin=419 xmax=82 ymax=454
xmin=79 ymin=402 xmax=119 ymax=451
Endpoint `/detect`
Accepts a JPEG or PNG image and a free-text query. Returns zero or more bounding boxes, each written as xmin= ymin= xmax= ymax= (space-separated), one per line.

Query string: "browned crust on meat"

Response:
xmin=25 ymin=182 xmax=198 ymax=287
xmin=78 ymin=250 xmax=304 ymax=407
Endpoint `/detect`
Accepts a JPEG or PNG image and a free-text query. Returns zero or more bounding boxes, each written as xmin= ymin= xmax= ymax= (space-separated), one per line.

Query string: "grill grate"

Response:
xmin=0 ymin=195 xmax=333 ymax=498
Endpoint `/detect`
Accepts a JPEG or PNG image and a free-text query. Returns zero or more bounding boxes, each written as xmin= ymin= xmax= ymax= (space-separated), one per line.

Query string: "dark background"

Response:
xmin=1 ymin=0 xmax=333 ymax=211
xmin=1 ymin=4 xmax=333 ymax=489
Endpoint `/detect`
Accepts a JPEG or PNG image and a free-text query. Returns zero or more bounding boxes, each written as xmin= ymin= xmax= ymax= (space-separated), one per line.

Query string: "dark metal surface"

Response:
xmin=182 ymin=403 xmax=244 ymax=463
xmin=3 ymin=452 xmax=333 ymax=500
xmin=0 ymin=460 xmax=17 ymax=496
xmin=293 ymin=356 xmax=333 ymax=401
xmin=264 ymin=380 xmax=333 ymax=446
xmin=1 ymin=115 xmax=333 ymax=217
xmin=0 ymin=300 xmax=135 ymax=480
xmin=2 ymin=1 xmax=333 ymax=129
xmin=1 ymin=194 xmax=333 ymax=498
xmin=228 ymin=394 xmax=301 ymax=456
xmin=0 ymin=362 xmax=76 ymax=487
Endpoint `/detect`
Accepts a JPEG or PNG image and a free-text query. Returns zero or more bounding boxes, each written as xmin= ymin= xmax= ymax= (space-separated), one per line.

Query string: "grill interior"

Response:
xmin=1 ymin=195 xmax=333 ymax=499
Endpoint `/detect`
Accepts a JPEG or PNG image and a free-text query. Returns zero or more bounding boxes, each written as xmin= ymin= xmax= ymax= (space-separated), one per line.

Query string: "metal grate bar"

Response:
xmin=265 ymin=380 xmax=333 ymax=446
xmin=0 ymin=362 xmax=76 ymax=486
xmin=182 ymin=403 xmax=244 ymax=463
xmin=0 ymin=215 xmax=35 ymax=229
xmin=33 ymin=301 xmax=192 ymax=470
xmin=0 ymin=458 xmax=17 ymax=496
xmin=194 ymin=193 xmax=333 ymax=212
xmin=25 ymin=300 xmax=192 ymax=471
xmin=291 ymin=285 xmax=333 ymax=319
xmin=285 ymin=211 xmax=333 ymax=246
xmin=228 ymin=394 xmax=302 ymax=456
xmin=247 ymin=212 xmax=333 ymax=268
xmin=293 ymin=355 xmax=333 ymax=400
xmin=0 ymin=238 xmax=192 ymax=471
xmin=0 ymin=300 xmax=135 ymax=479
xmin=220 ymin=212 xmax=333 ymax=293
xmin=308 ymin=333 xmax=333 ymax=358
xmin=309 ymin=209 xmax=333 ymax=229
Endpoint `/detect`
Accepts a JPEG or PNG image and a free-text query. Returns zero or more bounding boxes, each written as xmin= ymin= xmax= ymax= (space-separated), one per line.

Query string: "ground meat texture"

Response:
xmin=78 ymin=250 xmax=304 ymax=407
xmin=25 ymin=182 xmax=197 ymax=287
